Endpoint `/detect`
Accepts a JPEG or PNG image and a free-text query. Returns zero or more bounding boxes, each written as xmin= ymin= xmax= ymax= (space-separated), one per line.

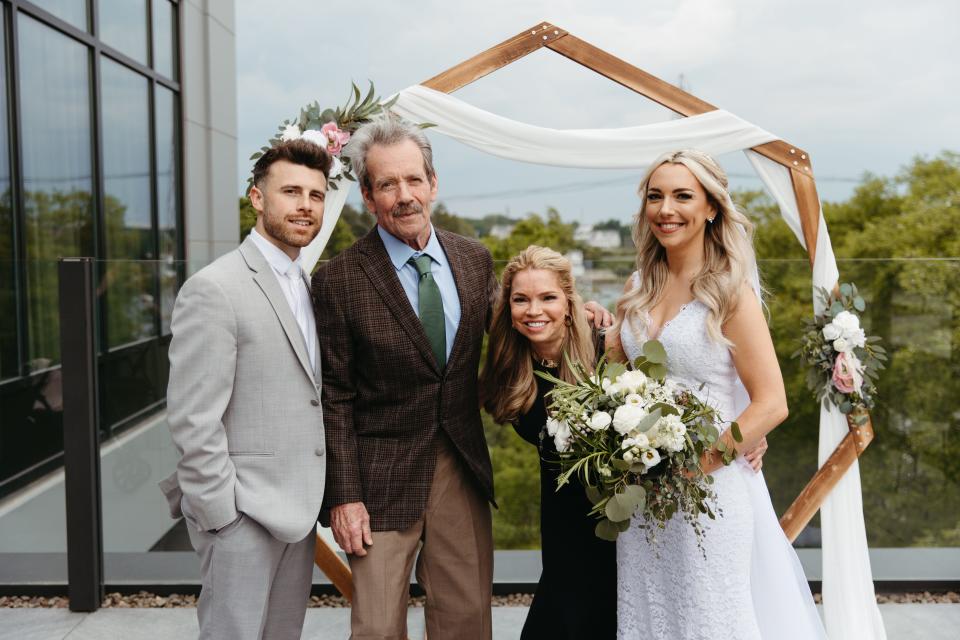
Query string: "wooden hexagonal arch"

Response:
xmin=313 ymin=20 xmax=876 ymax=601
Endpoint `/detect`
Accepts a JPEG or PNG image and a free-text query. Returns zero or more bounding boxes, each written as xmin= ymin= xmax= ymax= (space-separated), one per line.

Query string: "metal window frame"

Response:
xmin=0 ymin=0 xmax=184 ymax=480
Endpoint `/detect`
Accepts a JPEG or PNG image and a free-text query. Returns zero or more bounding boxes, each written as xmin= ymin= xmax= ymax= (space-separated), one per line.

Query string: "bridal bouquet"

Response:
xmin=795 ymin=282 xmax=886 ymax=421
xmin=538 ymin=340 xmax=741 ymax=543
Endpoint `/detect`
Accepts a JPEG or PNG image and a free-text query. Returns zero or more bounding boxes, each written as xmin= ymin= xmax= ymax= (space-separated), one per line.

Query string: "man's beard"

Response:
xmin=262 ymin=213 xmax=319 ymax=248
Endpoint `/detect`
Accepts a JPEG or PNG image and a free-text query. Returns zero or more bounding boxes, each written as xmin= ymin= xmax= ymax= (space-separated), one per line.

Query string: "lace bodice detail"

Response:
xmin=620 ymin=300 xmax=738 ymax=425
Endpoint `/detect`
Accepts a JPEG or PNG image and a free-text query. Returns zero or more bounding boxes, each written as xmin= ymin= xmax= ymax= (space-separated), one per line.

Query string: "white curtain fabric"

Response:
xmin=302 ymin=83 xmax=885 ymax=639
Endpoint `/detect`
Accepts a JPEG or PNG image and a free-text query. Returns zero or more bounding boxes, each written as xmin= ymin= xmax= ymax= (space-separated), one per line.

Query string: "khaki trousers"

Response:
xmin=349 ymin=435 xmax=493 ymax=640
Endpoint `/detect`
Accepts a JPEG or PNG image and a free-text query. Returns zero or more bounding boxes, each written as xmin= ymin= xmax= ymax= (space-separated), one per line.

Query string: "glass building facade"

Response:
xmin=0 ymin=0 xmax=183 ymax=497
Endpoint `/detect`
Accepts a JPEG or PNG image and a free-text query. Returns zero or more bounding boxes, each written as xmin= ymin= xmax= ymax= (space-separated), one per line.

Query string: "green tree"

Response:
xmin=742 ymin=152 xmax=960 ymax=547
xmin=431 ymin=202 xmax=478 ymax=238
xmin=239 ymin=196 xmax=257 ymax=239
xmin=483 ymin=207 xmax=577 ymax=269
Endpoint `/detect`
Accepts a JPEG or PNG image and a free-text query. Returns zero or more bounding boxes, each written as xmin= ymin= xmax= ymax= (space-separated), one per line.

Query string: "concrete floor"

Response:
xmin=1 ymin=604 xmax=958 ymax=639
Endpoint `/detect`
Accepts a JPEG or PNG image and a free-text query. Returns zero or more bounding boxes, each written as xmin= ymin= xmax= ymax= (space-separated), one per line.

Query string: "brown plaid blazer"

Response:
xmin=312 ymin=226 xmax=497 ymax=532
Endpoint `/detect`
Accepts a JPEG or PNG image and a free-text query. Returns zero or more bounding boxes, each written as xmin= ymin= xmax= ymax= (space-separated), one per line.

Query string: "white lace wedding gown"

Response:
xmin=619 ymin=299 xmax=827 ymax=640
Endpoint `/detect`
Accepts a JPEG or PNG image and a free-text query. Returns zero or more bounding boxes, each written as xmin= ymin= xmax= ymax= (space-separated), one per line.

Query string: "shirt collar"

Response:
xmin=249 ymin=227 xmax=303 ymax=278
xmin=377 ymin=224 xmax=446 ymax=272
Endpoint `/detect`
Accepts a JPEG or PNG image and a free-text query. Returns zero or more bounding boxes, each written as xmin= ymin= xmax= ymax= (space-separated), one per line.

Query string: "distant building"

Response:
xmin=574 ymin=225 xmax=622 ymax=249
xmin=489 ymin=223 xmax=516 ymax=239
xmin=566 ymin=249 xmax=586 ymax=277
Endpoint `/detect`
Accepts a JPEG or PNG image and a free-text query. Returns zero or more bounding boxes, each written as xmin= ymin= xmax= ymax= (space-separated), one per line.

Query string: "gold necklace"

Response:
xmin=533 ymin=354 xmax=559 ymax=368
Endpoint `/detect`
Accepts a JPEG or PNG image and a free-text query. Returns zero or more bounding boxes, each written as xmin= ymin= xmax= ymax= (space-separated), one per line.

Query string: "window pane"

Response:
xmin=0 ymin=12 xmax=17 ymax=381
xmin=18 ymin=14 xmax=94 ymax=371
xmin=98 ymin=0 xmax=148 ymax=65
xmin=29 ymin=0 xmax=88 ymax=31
xmin=101 ymin=57 xmax=156 ymax=347
xmin=151 ymin=0 xmax=178 ymax=80
xmin=155 ymin=86 xmax=180 ymax=334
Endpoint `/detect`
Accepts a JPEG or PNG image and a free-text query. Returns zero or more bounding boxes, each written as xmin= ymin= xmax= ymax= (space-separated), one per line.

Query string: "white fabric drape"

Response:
xmin=301 ymin=84 xmax=885 ymax=639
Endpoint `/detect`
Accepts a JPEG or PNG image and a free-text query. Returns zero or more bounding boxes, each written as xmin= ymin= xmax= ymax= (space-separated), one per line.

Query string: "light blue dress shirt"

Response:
xmin=377 ymin=224 xmax=462 ymax=361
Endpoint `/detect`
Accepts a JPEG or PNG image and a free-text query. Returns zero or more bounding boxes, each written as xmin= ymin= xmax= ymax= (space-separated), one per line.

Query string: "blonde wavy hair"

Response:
xmin=480 ymin=246 xmax=595 ymax=424
xmin=612 ymin=149 xmax=760 ymax=347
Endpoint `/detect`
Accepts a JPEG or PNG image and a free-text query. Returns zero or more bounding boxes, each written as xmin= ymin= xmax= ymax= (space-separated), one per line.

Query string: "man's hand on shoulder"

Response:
xmin=330 ymin=502 xmax=373 ymax=556
xmin=584 ymin=300 xmax=614 ymax=329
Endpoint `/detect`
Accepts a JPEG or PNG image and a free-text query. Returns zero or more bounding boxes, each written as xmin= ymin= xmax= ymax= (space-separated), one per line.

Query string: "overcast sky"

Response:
xmin=236 ymin=0 xmax=959 ymax=224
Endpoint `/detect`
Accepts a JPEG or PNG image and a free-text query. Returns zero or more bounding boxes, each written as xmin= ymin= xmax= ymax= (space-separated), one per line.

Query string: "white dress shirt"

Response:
xmin=249 ymin=228 xmax=317 ymax=371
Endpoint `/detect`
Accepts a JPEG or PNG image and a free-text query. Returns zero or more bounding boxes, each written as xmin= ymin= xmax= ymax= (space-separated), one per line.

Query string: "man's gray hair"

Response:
xmin=344 ymin=117 xmax=436 ymax=191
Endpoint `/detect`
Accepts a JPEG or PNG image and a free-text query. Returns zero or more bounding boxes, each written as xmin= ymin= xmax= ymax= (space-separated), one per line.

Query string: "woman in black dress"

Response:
xmin=480 ymin=245 xmax=616 ymax=639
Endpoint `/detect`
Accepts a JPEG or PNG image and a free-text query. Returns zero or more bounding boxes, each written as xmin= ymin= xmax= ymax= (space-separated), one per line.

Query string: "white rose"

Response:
xmin=280 ymin=124 xmax=301 ymax=141
xmin=822 ymin=322 xmax=841 ymax=341
xmin=612 ymin=404 xmax=647 ymax=435
xmin=833 ymin=310 xmax=860 ymax=334
xmin=545 ymin=417 xmax=562 ymax=437
xmin=617 ymin=370 xmax=649 ymax=394
xmin=553 ymin=420 xmax=572 ymax=452
xmin=833 ymin=337 xmax=851 ymax=353
xmin=588 ymin=411 xmax=612 ymax=431
xmin=848 ymin=327 xmax=866 ymax=349
xmin=630 ymin=432 xmax=650 ymax=449
xmin=606 ymin=381 xmax=625 ymax=397
xmin=299 ymin=129 xmax=327 ymax=148
xmin=640 ymin=448 xmax=662 ymax=469
xmin=623 ymin=393 xmax=645 ymax=407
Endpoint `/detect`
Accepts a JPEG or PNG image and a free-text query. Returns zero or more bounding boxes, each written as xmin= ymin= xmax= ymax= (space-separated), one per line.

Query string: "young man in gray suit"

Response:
xmin=160 ymin=139 xmax=330 ymax=639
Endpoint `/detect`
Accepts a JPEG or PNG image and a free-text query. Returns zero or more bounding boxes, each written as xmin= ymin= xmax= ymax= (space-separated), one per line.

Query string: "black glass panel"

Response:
xmin=98 ymin=0 xmax=148 ymax=65
xmin=151 ymin=0 xmax=178 ymax=80
xmin=29 ymin=0 xmax=88 ymax=31
xmin=100 ymin=57 xmax=156 ymax=348
xmin=155 ymin=87 xmax=180 ymax=334
xmin=18 ymin=14 xmax=94 ymax=371
xmin=98 ymin=336 xmax=169 ymax=432
xmin=0 ymin=373 xmax=65 ymax=496
xmin=0 ymin=13 xmax=16 ymax=382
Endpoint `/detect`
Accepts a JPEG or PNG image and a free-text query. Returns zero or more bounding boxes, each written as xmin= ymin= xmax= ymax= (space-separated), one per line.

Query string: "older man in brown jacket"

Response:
xmin=313 ymin=118 xmax=497 ymax=639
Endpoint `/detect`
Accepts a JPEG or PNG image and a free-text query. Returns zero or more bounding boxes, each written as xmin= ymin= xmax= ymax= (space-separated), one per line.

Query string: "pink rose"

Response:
xmin=832 ymin=351 xmax=864 ymax=394
xmin=320 ymin=122 xmax=350 ymax=155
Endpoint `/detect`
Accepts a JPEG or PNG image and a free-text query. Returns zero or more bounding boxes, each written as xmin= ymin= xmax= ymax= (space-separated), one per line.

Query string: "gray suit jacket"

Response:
xmin=159 ymin=235 xmax=326 ymax=543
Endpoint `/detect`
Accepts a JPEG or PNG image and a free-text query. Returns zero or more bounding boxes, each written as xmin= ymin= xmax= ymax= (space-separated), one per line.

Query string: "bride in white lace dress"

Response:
xmin=607 ymin=150 xmax=827 ymax=640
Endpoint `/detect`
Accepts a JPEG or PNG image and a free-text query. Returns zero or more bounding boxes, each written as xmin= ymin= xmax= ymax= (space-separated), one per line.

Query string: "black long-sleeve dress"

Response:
xmin=513 ymin=361 xmax=617 ymax=639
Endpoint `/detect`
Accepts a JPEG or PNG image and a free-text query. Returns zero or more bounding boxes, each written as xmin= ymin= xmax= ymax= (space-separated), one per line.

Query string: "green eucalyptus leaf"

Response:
xmin=595 ymin=519 xmax=620 ymax=541
xmin=642 ymin=340 xmax=667 ymax=364
xmin=830 ymin=301 xmax=844 ymax=316
xmin=840 ymin=283 xmax=852 ymax=297
xmin=604 ymin=362 xmax=627 ymax=382
xmin=604 ymin=496 xmax=633 ymax=522
xmin=730 ymin=422 xmax=743 ymax=443
xmin=647 ymin=364 xmax=667 ymax=380
xmin=584 ymin=484 xmax=603 ymax=504
xmin=611 ymin=458 xmax=631 ymax=472
xmin=620 ymin=484 xmax=646 ymax=511
xmin=853 ymin=296 xmax=866 ymax=312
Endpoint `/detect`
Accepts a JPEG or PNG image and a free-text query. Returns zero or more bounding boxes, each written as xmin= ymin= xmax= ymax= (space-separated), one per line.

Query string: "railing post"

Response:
xmin=59 ymin=257 xmax=104 ymax=612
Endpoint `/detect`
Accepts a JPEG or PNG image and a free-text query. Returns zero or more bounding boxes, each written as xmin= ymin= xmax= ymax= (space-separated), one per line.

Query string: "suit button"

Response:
xmin=314 ymin=447 xmax=324 ymax=456
xmin=310 ymin=399 xmax=320 ymax=406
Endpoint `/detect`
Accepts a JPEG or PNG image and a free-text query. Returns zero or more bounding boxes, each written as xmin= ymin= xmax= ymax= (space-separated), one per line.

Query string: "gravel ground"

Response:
xmin=0 ymin=591 xmax=956 ymax=609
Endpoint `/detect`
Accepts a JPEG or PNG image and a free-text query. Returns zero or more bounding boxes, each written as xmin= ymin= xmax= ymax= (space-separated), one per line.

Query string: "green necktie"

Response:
xmin=410 ymin=255 xmax=446 ymax=368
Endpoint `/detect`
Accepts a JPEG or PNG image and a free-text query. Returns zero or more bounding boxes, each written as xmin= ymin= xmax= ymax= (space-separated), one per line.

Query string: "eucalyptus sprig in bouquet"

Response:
xmin=538 ymin=340 xmax=741 ymax=543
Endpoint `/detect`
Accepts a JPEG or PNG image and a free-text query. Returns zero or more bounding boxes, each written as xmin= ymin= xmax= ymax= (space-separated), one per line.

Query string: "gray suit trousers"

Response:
xmin=183 ymin=501 xmax=314 ymax=640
